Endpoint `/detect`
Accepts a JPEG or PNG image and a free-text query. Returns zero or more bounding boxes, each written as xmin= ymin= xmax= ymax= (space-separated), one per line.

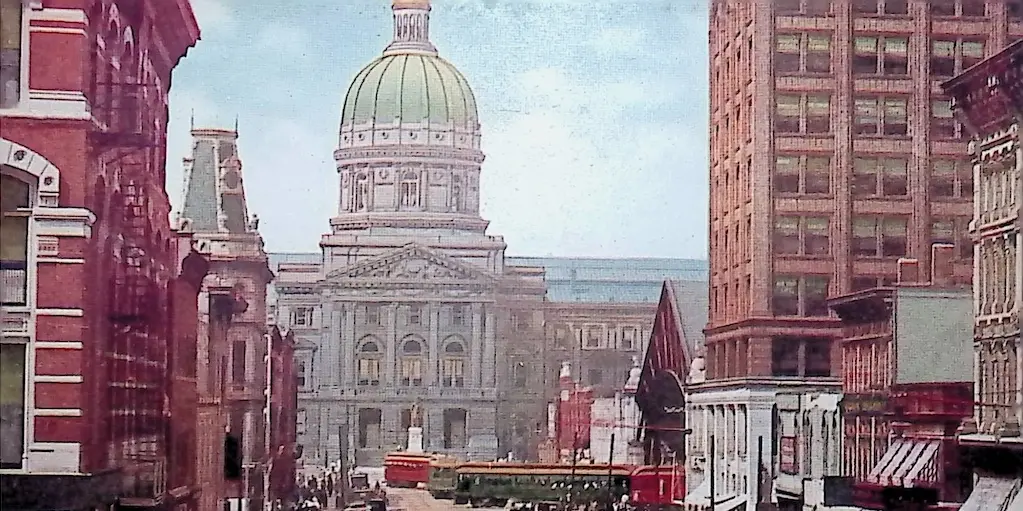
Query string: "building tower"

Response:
xmin=274 ymin=0 xmax=546 ymax=467
xmin=696 ymin=0 xmax=1022 ymax=509
xmin=177 ymin=127 xmax=275 ymax=511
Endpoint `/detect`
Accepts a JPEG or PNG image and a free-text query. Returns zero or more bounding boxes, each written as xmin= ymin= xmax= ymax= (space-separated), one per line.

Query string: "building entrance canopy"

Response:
xmin=866 ymin=438 xmax=940 ymax=488
xmin=959 ymin=476 xmax=1023 ymax=511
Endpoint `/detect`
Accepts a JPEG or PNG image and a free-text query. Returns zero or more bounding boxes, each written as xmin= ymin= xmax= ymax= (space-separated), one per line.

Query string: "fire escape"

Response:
xmin=90 ymin=43 xmax=171 ymax=508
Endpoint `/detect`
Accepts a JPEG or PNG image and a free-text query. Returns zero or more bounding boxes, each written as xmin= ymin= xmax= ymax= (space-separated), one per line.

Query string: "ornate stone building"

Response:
xmin=945 ymin=37 xmax=1023 ymax=511
xmin=270 ymin=0 xmax=709 ymax=467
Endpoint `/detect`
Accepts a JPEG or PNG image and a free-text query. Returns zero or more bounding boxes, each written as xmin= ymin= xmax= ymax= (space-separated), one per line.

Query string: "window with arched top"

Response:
xmin=442 ymin=338 xmax=466 ymax=388
xmin=353 ymin=173 xmax=369 ymax=212
xmin=450 ymin=175 xmax=462 ymax=212
xmin=400 ymin=337 xmax=424 ymax=386
xmin=399 ymin=170 xmax=419 ymax=208
xmin=356 ymin=337 xmax=381 ymax=386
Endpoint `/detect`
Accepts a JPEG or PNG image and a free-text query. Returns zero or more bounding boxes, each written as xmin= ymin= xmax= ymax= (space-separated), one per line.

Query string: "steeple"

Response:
xmin=384 ymin=0 xmax=437 ymax=56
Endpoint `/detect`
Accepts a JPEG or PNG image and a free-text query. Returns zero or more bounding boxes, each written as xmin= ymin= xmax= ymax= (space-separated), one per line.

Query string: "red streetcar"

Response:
xmin=383 ymin=452 xmax=433 ymax=488
xmin=629 ymin=465 xmax=685 ymax=511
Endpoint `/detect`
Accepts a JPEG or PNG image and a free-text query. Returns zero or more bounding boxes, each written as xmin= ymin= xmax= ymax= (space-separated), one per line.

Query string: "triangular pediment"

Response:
xmin=325 ymin=243 xmax=496 ymax=285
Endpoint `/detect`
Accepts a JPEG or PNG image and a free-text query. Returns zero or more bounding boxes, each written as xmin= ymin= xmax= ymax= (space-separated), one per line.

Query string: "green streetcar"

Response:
xmin=426 ymin=455 xmax=459 ymax=499
xmin=452 ymin=462 xmax=632 ymax=509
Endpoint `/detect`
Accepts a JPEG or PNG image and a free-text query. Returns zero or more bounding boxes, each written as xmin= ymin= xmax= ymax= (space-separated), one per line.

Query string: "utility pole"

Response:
xmin=606 ymin=432 xmax=616 ymax=510
xmin=708 ymin=435 xmax=715 ymax=511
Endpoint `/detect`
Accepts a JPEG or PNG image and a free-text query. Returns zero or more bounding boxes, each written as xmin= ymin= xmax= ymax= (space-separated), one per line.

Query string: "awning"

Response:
xmin=959 ymin=476 xmax=1021 ymax=511
xmin=682 ymin=475 xmax=747 ymax=511
xmin=866 ymin=438 xmax=940 ymax=488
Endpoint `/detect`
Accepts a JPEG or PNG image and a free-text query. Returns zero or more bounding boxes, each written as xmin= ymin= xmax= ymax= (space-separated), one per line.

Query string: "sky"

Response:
xmin=166 ymin=0 xmax=710 ymax=259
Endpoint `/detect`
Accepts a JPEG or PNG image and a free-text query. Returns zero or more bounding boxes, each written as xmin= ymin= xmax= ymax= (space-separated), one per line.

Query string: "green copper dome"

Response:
xmin=340 ymin=53 xmax=479 ymax=130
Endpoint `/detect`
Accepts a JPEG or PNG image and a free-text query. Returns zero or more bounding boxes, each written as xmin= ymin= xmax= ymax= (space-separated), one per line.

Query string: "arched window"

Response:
xmin=399 ymin=170 xmax=419 ymax=208
xmin=400 ymin=337 xmax=424 ymax=387
xmin=1 ymin=171 xmax=31 ymax=306
xmin=353 ymin=173 xmax=369 ymax=212
xmin=441 ymin=338 xmax=466 ymax=388
xmin=356 ymin=337 xmax=381 ymax=386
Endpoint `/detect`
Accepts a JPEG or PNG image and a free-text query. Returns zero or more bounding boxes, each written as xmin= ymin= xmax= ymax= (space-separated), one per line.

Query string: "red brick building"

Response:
xmin=703 ymin=1 xmax=1021 ymax=508
xmin=0 ymin=0 xmax=199 ymax=509
xmin=827 ymin=254 xmax=974 ymax=510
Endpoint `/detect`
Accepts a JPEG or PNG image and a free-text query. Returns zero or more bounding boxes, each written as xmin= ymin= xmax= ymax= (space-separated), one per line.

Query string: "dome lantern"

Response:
xmin=385 ymin=0 xmax=437 ymax=56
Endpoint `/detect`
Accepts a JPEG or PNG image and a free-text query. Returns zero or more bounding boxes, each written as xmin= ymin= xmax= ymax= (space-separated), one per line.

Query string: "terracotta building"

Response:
xmin=175 ymin=127 xmax=276 ymax=511
xmin=827 ymin=256 xmax=974 ymax=510
xmin=944 ymin=37 xmax=1023 ymax=511
xmin=703 ymin=1 xmax=1021 ymax=509
xmin=0 ymin=0 xmax=199 ymax=509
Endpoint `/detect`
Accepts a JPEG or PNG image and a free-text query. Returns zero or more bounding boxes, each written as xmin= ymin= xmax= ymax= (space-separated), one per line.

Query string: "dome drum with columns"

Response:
xmin=333 ymin=0 xmax=484 ymax=232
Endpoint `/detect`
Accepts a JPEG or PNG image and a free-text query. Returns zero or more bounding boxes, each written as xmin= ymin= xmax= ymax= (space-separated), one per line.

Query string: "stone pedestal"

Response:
xmin=407 ymin=427 xmax=424 ymax=453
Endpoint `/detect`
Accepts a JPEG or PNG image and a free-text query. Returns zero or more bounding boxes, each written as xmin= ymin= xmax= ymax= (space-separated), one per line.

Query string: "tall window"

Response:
xmin=358 ymin=408 xmax=382 ymax=449
xmin=443 ymin=408 xmax=467 ymax=449
xmin=931 ymin=99 xmax=962 ymax=139
xmin=931 ymin=217 xmax=974 ymax=260
xmin=363 ymin=304 xmax=381 ymax=326
xmin=853 ymin=35 xmax=908 ymax=75
xmin=620 ymin=327 xmax=637 ymax=351
xmin=773 ymin=216 xmax=831 ymax=256
xmin=513 ymin=361 xmax=528 ymax=388
xmin=442 ymin=340 xmax=466 ymax=388
xmin=773 ymin=275 xmax=831 ymax=316
xmin=450 ymin=304 xmax=466 ymax=326
xmin=400 ymin=338 xmax=424 ymax=387
xmin=775 ymin=94 xmax=831 ymax=134
xmin=852 ymin=157 xmax=909 ymax=197
xmin=854 ymin=96 xmax=909 ymax=136
xmin=931 ymin=0 xmax=986 ymax=16
xmin=1 ymin=172 xmax=30 ymax=306
xmin=931 ymin=159 xmax=973 ymax=199
xmin=931 ymin=39 xmax=985 ymax=77
xmin=0 ymin=343 xmax=25 ymax=468
xmin=0 ymin=0 xmax=21 ymax=108
xmin=776 ymin=33 xmax=832 ymax=74
xmin=399 ymin=171 xmax=419 ymax=208
xmin=353 ymin=173 xmax=369 ymax=211
xmin=776 ymin=0 xmax=832 ymax=14
xmin=231 ymin=341 xmax=247 ymax=383
xmin=356 ymin=339 xmax=382 ymax=386
xmin=406 ymin=304 xmax=422 ymax=326
xmin=853 ymin=216 xmax=908 ymax=257
xmin=774 ymin=155 xmax=831 ymax=195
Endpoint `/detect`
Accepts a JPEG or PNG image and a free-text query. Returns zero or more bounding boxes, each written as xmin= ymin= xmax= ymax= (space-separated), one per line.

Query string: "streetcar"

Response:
xmin=426 ymin=454 xmax=459 ymax=499
xmin=453 ymin=462 xmax=633 ymax=508
xmin=628 ymin=465 xmax=685 ymax=511
xmin=383 ymin=451 xmax=434 ymax=488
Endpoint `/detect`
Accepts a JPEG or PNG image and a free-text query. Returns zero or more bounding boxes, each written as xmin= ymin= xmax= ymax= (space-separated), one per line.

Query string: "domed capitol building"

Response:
xmin=270 ymin=0 xmax=708 ymax=466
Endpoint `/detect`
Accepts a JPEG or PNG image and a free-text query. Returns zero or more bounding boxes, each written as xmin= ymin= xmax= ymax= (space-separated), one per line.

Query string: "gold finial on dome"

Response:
xmin=392 ymin=0 xmax=430 ymax=9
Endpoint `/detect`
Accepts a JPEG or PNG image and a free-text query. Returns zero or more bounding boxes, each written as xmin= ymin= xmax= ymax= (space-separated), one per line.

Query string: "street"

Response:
xmin=384 ymin=487 xmax=503 ymax=511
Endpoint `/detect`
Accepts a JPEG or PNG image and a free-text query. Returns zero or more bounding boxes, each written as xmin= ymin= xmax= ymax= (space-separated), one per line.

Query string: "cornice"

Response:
xmin=334 ymin=145 xmax=485 ymax=165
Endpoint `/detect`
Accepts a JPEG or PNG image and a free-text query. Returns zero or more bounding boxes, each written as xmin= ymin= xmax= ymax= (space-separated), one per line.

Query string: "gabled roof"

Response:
xmin=324 ymin=242 xmax=497 ymax=285
xmin=635 ymin=280 xmax=707 ymax=412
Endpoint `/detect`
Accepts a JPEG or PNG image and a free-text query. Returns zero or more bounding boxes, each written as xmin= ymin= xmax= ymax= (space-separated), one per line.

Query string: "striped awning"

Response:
xmin=866 ymin=438 xmax=941 ymax=488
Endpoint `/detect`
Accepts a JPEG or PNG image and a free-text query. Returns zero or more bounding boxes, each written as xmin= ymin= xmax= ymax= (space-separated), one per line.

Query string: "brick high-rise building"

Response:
xmin=696 ymin=1 xmax=1023 ymax=509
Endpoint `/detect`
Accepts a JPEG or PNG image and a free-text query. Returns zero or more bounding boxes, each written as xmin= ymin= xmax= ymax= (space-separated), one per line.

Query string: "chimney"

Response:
xmin=931 ymin=243 xmax=956 ymax=287
xmin=896 ymin=258 xmax=920 ymax=285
